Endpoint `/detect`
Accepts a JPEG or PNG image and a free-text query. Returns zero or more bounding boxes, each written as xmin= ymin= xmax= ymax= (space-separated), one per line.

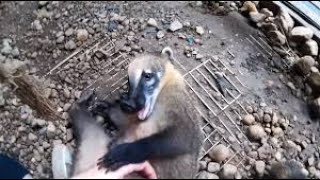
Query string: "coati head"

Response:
xmin=120 ymin=47 xmax=176 ymax=120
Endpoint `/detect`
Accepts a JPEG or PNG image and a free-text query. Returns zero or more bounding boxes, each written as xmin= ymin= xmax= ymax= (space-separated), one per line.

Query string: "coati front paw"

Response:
xmin=97 ymin=143 xmax=147 ymax=171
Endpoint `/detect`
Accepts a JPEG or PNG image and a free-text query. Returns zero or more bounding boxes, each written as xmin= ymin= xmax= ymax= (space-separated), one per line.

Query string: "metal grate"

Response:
xmin=46 ymin=37 xmax=249 ymax=170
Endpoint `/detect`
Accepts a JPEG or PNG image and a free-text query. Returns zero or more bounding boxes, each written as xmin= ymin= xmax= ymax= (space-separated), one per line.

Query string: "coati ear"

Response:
xmin=161 ymin=46 xmax=175 ymax=64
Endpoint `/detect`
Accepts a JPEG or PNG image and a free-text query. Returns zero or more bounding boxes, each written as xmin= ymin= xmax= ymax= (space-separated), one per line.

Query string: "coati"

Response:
xmin=86 ymin=47 xmax=203 ymax=179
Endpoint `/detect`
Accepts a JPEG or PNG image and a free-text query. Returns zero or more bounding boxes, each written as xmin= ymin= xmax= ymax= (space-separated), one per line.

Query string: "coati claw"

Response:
xmin=97 ymin=143 xmax=147 ymax=171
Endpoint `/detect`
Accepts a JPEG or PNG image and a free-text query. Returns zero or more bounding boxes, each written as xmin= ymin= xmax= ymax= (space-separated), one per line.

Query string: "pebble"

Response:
xmin=147 ymin=18 xmax=158 ymax=27
xmin=272 ymin=113 xmax=279 ymax=125
xmin=66 ymin=129 xmax=73 ymax=142
xmin=290 ymin=26 xmax=314 ymax=42
xmin=207 ymin=162 xmax=220 ymax=173
xmin=1 ymin=39 xmax=13 ymax=55
xmin=63 ymin=103 xmax=71 ymax=112
xmin=65 ymin=28 xmax=74 ymax=37
xmin=308 ymin=157 xmax=315 ymax=166
xmin=195 ymin=54 xmax=204 ymax=60
xmin=272 ymin=127 xmax=284 ymax=137
xmin=156 ymin=31 xmax=164 ymax=39
xmin=47 ymin=122 xmax=56 ymax=138
xmin=196 ymin=26 xmax=205 ymax=35
xmin=65 ymin=40 xmax=76 ymax=50
xmin=32 ymin=20 xmax=42 ymax=31
xmin=199 ymin=161 xmax=207 ymax=170
xmin=257 ymin=144 xmax=272 ymax=160
xmin=263 ymin=114 xmax=272 ymax=123
xmin=248 ymin=125 xmax=266 ymax=140
xmin=255 ymin=161 xmax=265 ymax=176
xmin=301 ymin=39 xmax=319 ymax=56
xmin=246 ymin=106 xmax=254 ymax=113
xmin=198 ymin=171 xmax=219 ymax=179
xmin=221 ymin=164 xmax=237 ymax=179
xmin=243 ymin=114 xmax=255 ymax=125
xmin=209 ymin=144 xmax=230 ymax=162
xmin=28 ymin=133 xmax=38 ymax=141
xmin=275 ymin=151 xmax=282 ymax=161
xmin=169 ymin=20 xmax=183 ymax=32
xmin=77 ymin=29 xmax=89 ymax=42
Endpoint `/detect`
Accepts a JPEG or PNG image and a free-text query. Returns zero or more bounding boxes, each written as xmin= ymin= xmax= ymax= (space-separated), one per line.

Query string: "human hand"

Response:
xmin=70 ymin=161 xmax=157 ymax=179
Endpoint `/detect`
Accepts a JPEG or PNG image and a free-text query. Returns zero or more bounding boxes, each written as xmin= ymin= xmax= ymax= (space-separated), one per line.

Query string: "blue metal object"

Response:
xmin=0 ymin=154 xmax=29 ymax=179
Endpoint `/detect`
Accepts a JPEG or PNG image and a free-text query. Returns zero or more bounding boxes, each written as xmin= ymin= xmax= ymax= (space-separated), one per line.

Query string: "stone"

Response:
xmin=260 ymin=8 xmax=273 ymax=17
xmin=243 ymin=114 xmax=255 ymax=125
xmin=195 ymin=54 xmax=204 ymax=60
xmin=28 ymin=133 xmax=37 ymax=141
xmin=66 ymin=129 xmax=73 ymax=142
xmin=77 ymin=29 xmax=89 ymax=42
xmin=275 ymin=151 xmax=282 ymax=161
xmin=56 ymin=35 xmax=65 ymax=43
xmin=307 ymin=72 xmax=320 ymax=96
xmin=272 ymin=113 xmax=279 ymax=125
xmin=147 ymin=18 xmax=158 ymax=27
xmin=249 ymin=12 xmax=267 ymax=23
xmin=308 ymin=157 xmax=316 ymax=166
xmin=169 ymin=20 xmax=183 ymax=32
xmin=1 ymin=39 xmax=13 ymax=55
xmin=63 ymin=103 xmax=71 ymax=112
xmin=38 ymin=1 xmax=48 ymax=7
xmin=278 ymin=9 xmax=294 ymax=35
xmin=196 ymin=26 xmax=205 ymax=35
xmin=293 ymin=56 xmax=315 ymax=76
xmin=47 ymin=122 xmax=56 ymax=138
xmin=199 ymin=161 xmax=207 ymax=170
xmin=209 ymin=144 xmax=230 ymax=162
xmin=246 ymin=106 xmax=254 ymax=113
xmin=197 ymin=171 xmax=219 ymax=179
xmin=65 ymin=40 xmax=76 ymax=50
xmin=290 ymin=26 xmax=313 ymax=42
xmin=208 ymin=162 xmax=220 ymax=173
xmin=248 ymin=125 xmax=266 ymax=141
xmin=32 ymin=20 xmax=42 ymax=31
xmin=268 ymin=31 xmax=286 ymax=45
xmin=221 ymin=164 xmax=237 ymax=179
xmin=263 ymin=114 xmax=272 ymax=123
xmin=65 ymin=28 xmax=74 ymax=37
xmin=272 ymin=127 xmax=284 ymax=137
xmin=156 ymin=31 xmax=164 ymax=39
xmin=300 ymin=39 xmax=318 ymax=56
xmin=257 ymin=143 xmax=272 ymax=160
xmin=255 ymin=161 xmax=265 ymax=176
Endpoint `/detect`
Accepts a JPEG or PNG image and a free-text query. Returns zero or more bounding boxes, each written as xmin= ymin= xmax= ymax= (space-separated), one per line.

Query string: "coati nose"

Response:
xmin=120 ymin=98 xmax=137 ymax=113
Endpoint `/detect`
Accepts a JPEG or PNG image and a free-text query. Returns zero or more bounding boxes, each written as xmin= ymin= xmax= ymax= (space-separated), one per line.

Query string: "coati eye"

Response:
xmin=144 ymin=73 xmax=153 ymax=81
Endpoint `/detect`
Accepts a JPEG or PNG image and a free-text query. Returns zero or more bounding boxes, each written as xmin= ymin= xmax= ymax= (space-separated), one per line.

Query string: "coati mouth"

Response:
xmin=137 ymin=97 xmax=153 ymax=120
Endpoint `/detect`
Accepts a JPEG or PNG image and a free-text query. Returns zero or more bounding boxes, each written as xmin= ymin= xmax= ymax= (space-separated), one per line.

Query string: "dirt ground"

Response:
xmin=0 ymin=1 xmax=319 ymax=179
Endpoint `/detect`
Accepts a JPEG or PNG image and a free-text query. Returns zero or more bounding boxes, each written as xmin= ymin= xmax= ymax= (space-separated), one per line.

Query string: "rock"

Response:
xmin=38 ymin=1 xmax=49 ymax=7
xmin=248 ymin=125 xmax=266 ymax=141
xmin=66 ymin=129 xmax=73 ymax=142
xmin=272 ymin=127 xmax=284 ymax=137
xmin=246 ymin=106 xmax=254 ymax=113
xmin=260 ymin=8 xmax=273 ymax=17
xmin=317 ymin=162 xmax=320 ymax=169
xmin=196 ymin=26 xmax=205 ymax=35
xmin=278 ymin=9 xmax=294 ymax=35
xmin=257 ymin=143 xmax=272 ymax=160
xmin=32 ymin=20 xmax=42 ymax=31
xmin=198 ymin=171 xmax=219 ymax=179
xmin=156 ymin=31 xmax=164 ymax=39
xmin=255 ymin=161 xmax=265 ymax=176
xmin=243 ymin=114 xmax=255 ymax=125
xmin=275 ymin=151 xmax=282 ymax=161
xmin=169 ymin=20 xmax=183 ymax=32
xmin=199 ymin=161 xmax=207 ymax=170
xmin=293 ymin=56 xmax=315 ymax=76
xmin=147 ymin=18 xmax=158 ymax=27
xmin=300 ymin=39 xmax=318 ymax=56
xmin=77 ymin=29 xmax=89 ymax=42
xmin=63 ymin=103 xmax=71 ymax=112
xmin=287 ymin=81 xmax=296 ymax=91
xmin=47 ymin=122 xmax=56 ymax=138
xmin=311 ymin=66 xmax=319 ymax=73
xmin=195 ymin=54 xmax=204 ymax=60
xmin=308 ymin=157 xmax=315 ymax=166
xmin=208 ymin=162 xmax=220 ymax=173
xmin=56 ymin=36 xmax=65 ymax=43
xmin=307 ymin=72 xmax=320 ymax=96
xmin=1 ymin=39 xmax=13 ymax=55
xmin=65 ymin=40 xmax=76 ymax=50
xmin=65 ymin=28 xmax=74 ymax=37
xmin=28 ymin=133 xmax=37 ymax=141
xmin=259 ymin=22 xmax=278 ymax=33
xmin=268 ymin=31 xmax=286 ymax=45
xmin=209 ymin=144 xmax=230 ymax=162
xmin=249 ymin=12 xmax=267 ymax=23
xmin=221 ymin=164 xmax=237 ymax=179
xmin=290 ymin=26 xmax=313 ymax=42
xmin=272 ymin=113 xmax=279 ymax=125
xmin=263 ymin=114 xmax=272 ymax=123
